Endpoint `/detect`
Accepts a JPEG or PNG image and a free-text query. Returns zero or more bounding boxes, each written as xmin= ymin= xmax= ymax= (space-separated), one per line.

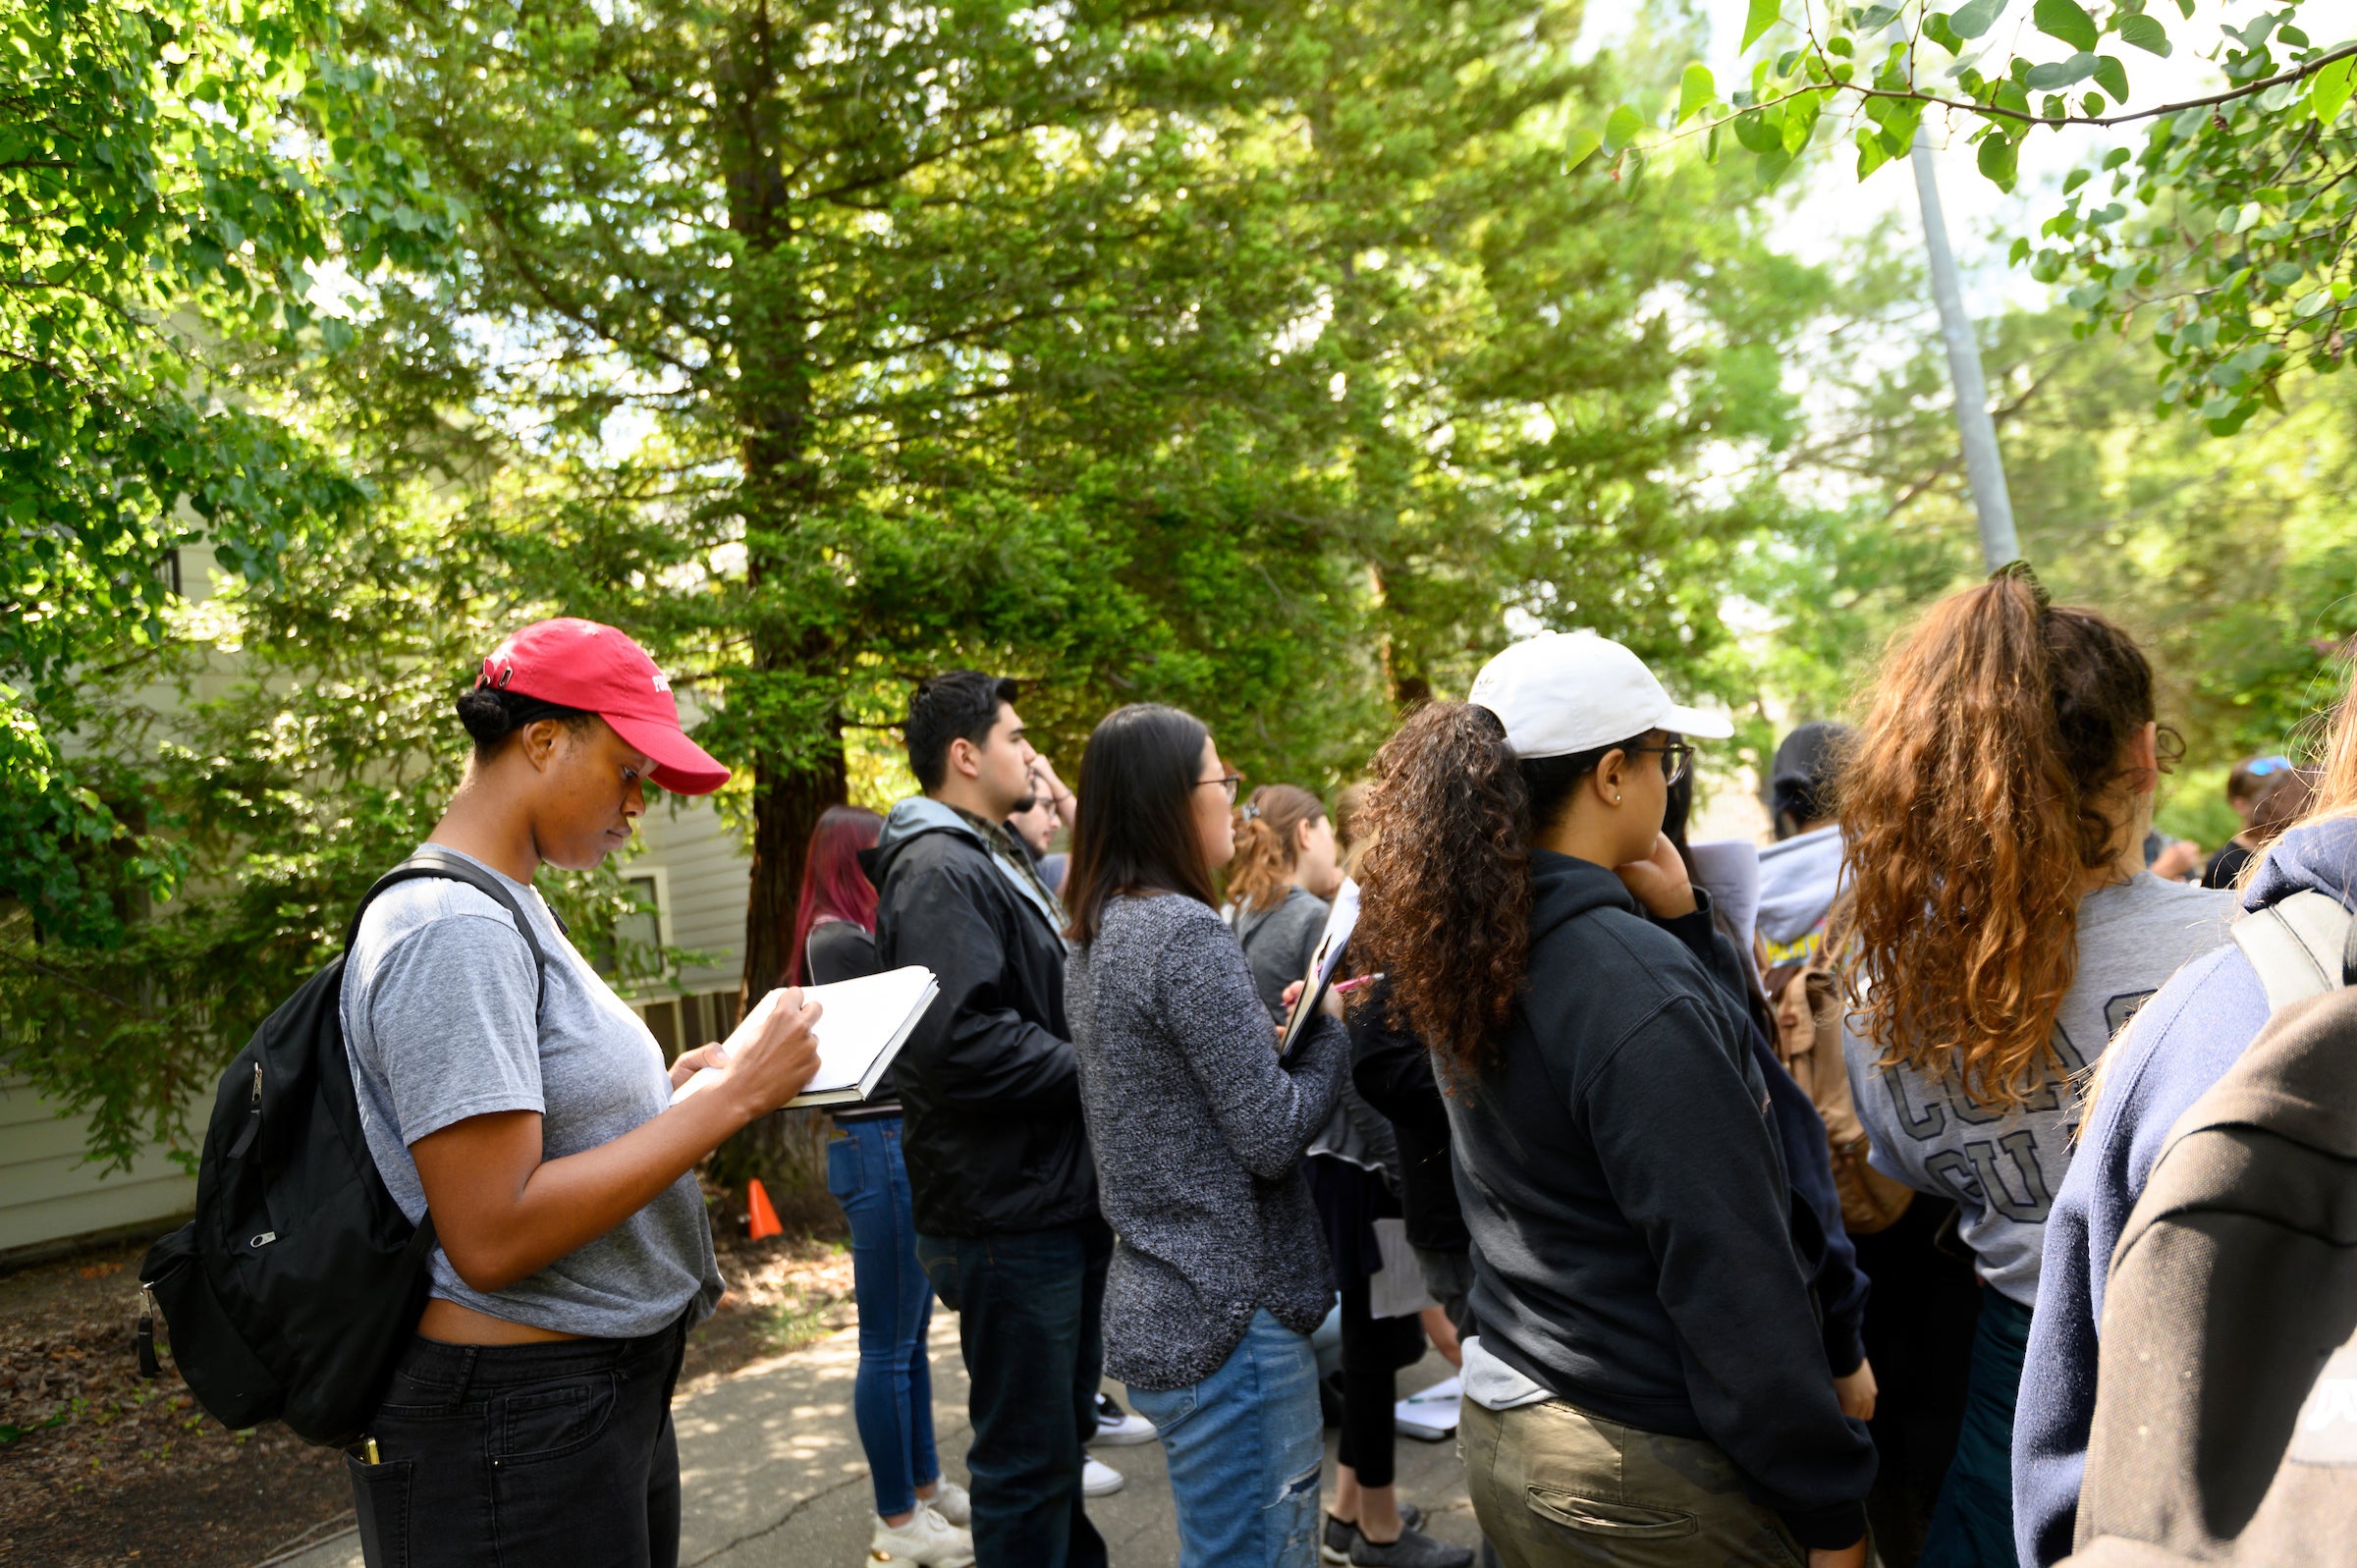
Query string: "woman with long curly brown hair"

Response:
xmin=1353 ymin=631 xmax=1874 ymax=1568
xmin=1836 ymin=572 xmax=2235 ymax=1568
xmin=2016 ymin=676 xmax=2357 ymax=1566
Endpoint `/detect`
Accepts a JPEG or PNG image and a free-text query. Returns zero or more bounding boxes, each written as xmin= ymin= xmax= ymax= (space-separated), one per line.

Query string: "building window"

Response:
xmin=594 ymin=873 xmax=666 ymax=977
xmin=156 ymin=550 xmax=182 ymax=597
xmin=617 ymin=874 xmax=663 ymax=954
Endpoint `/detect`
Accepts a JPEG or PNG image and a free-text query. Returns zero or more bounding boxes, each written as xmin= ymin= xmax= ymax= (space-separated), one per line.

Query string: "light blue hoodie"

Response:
xmin=2013 ymin=817 xmax=2357 ymax=1566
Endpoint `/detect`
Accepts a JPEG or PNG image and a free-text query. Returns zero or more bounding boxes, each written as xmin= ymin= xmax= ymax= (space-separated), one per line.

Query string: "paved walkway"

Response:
xmin=272 ymin=1319 xmax=1482 ymax=1567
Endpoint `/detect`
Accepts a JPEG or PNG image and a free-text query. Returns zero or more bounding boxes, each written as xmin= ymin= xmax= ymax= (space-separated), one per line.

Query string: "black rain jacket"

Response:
xmin=864 ymin=798 xmax=1097 ymax=1238
xmin=1447 ymin=849 xmax=1876 ymax=1550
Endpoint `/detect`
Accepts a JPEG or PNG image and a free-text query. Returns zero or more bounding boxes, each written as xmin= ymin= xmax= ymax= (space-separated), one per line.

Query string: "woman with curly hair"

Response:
xmin=2015 ymin=703 xmax=2357 ymax=1565
xmin=1353 ymin=631 xmax=1874 ymax=1568
xmin=1836 ymin=572 xmax=2235 ymax=1568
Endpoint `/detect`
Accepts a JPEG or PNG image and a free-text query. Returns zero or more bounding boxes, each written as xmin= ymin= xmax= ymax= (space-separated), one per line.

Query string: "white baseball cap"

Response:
xmin=1468 ymin=631 xmax=1734 ymax=759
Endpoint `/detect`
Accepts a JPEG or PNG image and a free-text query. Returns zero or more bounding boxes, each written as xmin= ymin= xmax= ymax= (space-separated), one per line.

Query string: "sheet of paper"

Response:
xmin=1394 ymin=1375 xmax=1461 ymax=1440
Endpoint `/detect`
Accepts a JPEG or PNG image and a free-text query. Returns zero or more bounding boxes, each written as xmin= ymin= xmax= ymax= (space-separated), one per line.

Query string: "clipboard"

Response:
xmin=1277 ymin=879 xmax=1358 ymax=1064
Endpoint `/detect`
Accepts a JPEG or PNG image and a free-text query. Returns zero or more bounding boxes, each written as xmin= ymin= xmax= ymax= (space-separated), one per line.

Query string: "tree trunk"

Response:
xmin=740 ymin=744 xmax=849 ymax=1000
xmin=706 ymin=12 xmax=850 ymax=1223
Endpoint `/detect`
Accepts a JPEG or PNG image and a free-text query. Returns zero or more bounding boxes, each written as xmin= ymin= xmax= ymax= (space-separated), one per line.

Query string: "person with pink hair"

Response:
xmin=794 ymin=804 xmax=975 ymax=1565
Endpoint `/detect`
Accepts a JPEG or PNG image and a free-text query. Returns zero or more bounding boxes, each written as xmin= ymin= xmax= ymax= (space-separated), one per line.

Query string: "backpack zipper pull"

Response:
xmin=227 ymin=1062 xmax=263 ymax=1161
xmin=137 ymin=1283 xmax=162 ymax=1379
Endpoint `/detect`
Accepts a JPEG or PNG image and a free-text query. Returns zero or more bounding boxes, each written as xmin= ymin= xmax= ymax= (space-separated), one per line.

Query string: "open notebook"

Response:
xmin=671 ymin=965 xmax=940 ymax=1110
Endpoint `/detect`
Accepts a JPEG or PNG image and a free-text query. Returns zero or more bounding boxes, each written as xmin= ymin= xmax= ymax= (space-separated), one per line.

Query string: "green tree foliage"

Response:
xmin=335 ymin=0 xmax=1836 ymax=999
xmin=1745 ymin=276 xmax=2357 ymax=838
xmin=0 ymin=0 xmax=454 ymax=946
xmin=1590 ymin=3 xmax=2357 ymax=431
xmin=0 ymin=506 xmax=670 ymax=1169
xmin=8 ymin=0 xmax=1852 ymax=1168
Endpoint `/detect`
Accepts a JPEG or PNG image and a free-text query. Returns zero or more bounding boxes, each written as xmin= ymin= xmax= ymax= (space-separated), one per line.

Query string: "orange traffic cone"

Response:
xmin=745 ymin=1179 xmax=784 ymax=1241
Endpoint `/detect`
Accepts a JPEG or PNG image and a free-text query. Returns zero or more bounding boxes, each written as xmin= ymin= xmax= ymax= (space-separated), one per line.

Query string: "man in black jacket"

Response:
xmin=867 ymin=671 xmax=1110 ymax=1568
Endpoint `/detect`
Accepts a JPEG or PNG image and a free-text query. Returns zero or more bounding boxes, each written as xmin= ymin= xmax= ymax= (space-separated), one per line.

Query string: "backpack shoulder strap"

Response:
xmin=346 ymin=848 xmax=556 ymax=1006
xmin=2228 ymin=890 xmax=2353 ymax=1014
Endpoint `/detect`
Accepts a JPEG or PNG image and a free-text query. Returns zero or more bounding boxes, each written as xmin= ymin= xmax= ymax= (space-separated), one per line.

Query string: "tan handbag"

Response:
xmin=1767 ymin=960 xmax=1914 ymax=1236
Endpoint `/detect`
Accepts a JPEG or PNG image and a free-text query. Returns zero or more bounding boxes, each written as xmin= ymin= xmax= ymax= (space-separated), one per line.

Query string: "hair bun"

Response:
xmin=456 ymin=686 xmax=518 ymax=745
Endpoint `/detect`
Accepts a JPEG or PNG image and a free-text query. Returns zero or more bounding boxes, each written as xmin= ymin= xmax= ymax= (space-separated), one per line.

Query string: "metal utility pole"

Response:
xmin=1909 ymin=136 xmax=2021 ymax=568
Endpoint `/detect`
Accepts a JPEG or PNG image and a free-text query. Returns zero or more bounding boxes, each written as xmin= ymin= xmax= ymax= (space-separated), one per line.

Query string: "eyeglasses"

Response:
xmin=1197 ymin=772 xmax=1243 ymax=805
xmin=1626 ymin=742 xmax=1695 ymax=787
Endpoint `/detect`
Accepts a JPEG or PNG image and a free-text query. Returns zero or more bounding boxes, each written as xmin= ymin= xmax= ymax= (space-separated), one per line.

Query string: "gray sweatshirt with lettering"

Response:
xmin=1845 ymin=872 xmax=2233 ymax=1305
xmin=1067 ymin=892 xmax=1348 ymax=1390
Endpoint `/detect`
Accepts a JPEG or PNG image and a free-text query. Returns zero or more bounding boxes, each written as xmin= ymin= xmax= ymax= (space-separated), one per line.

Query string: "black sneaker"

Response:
xmin=1349 ymin=1523 xmax=1472 ymax=1568
xmin=1324 ymin=1505 xmax=1425 ymax=1564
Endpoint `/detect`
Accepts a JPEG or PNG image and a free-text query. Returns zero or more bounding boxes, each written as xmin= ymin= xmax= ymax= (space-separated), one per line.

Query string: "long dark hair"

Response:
xmin=788 ymin=805 xmax=883 ymax=985
xmin=1064 ymin=704 xmax=1219 ymax=946
xmin=1353 ymin=702 xmax=1640 ymax=1081
xmin=1838 ymin=574 xmax=2172 ymax=1110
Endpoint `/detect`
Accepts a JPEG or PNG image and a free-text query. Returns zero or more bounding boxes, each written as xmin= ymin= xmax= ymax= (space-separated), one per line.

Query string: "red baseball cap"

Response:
xmin=477 ymin=619 xmax=731 ymax=795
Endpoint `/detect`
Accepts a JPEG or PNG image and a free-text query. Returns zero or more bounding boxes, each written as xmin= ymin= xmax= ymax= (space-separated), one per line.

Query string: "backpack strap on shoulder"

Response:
xmin=2229 ymin=890 xmax=2354 ymax=1014
xmin=348 ymin=848 xmax=556 ymax=1008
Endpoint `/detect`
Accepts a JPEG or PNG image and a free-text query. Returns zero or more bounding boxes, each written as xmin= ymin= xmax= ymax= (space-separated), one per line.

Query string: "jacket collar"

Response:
xmin=877 ymin=795 xmax=1069 ymax=950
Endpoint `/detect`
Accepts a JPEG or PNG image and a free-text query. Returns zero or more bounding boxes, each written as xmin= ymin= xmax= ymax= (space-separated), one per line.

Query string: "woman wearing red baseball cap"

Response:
xmin=338 ymin=618 xmax=823 ymax=1568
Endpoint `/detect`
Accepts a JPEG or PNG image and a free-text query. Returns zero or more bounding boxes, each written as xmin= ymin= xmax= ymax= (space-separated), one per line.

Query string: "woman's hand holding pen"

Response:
xmin=708 ymin=987 xmax=825 ymax=1121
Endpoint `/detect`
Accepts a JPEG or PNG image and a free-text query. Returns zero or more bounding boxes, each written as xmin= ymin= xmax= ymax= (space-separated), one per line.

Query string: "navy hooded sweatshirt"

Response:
xmin=2012 ymin=817 xmax=2357 ymax=1566
xmin=1446 ymin=850 xmax=1877 ymax=1550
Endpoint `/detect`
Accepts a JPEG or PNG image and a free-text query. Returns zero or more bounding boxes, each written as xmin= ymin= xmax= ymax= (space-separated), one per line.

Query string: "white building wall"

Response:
xmin=0 ymin=1078 xmax=198 ymax=1257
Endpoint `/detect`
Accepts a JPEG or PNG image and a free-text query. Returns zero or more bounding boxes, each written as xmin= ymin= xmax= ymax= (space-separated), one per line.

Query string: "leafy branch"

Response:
xmin=1570 ymin=3 xmax=2357 ymax=434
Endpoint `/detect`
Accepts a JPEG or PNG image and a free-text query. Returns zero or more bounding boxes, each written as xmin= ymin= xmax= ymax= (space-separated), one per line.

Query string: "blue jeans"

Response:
xmin=826 ymin=1119 xmax=940 ymax=1519
xmin=1129 ymin=1310 xmax=1323 ymax=1568
xmin=1921 ymin=1289 xmax=2032 ymax=1568
xmin=916 ymin=1218 xmax=1112 ymax=1568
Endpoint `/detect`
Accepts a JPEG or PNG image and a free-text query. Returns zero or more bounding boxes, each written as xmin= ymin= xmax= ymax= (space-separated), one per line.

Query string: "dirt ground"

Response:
xmin=0 ymin=1220 xmax=854 ymax=1568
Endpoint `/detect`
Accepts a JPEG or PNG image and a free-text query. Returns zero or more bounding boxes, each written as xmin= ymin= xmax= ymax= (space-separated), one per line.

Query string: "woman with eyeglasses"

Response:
xmin=1062 ymin=705 xmax=1350 ymax=1567
xmin=1353 ymin=631 xmax=1876 ymax=1568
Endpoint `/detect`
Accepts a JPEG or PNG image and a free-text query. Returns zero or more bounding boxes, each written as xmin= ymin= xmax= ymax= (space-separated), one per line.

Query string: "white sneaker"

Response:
xmin=1081 ymin=1456 xmax=1125 ymax=1497
xmin=869 ymin=1504 xmax=974 ymax=1566
xmin=921 ymin=1479 xmax=971 ymax=1527
xmin=1090 ymin=1392 xmax=1158 ymax=1447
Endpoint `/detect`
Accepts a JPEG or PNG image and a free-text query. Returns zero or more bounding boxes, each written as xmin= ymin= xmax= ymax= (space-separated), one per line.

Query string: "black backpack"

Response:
xmin=2064 ymin=980 xmax=2357 ymax=1565
xmin=136 ymin=850 xmax=552 ymax=1448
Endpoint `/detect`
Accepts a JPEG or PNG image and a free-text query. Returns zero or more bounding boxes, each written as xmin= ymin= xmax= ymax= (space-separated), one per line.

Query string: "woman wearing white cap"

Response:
xmin=1350 ymin=632 xmax=1874 ymax=1568
xmin=339 ymin=619 xmax=832 ymax=1568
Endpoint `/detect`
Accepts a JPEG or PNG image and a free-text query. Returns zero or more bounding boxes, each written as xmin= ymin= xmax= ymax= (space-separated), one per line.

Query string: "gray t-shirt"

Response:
xmin=343 ymin=847 xmax=723 ymax=1338
xmin=1846 ymin=872 xmax=2233 ymax=1306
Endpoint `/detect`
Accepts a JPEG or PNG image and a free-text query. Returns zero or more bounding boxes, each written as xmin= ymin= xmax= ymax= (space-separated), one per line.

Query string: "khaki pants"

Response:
xmin=1461 ymin=1395 xmax=1808 ymax=1567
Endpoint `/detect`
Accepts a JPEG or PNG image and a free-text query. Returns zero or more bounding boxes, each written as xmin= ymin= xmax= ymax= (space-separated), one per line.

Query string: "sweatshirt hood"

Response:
xmin=1755 ymin=825 xmax=1845 ymax=949
xmin=2243 ymin=815 xmax=2357 ymax=914
xmin=864 ymin=793 xmax=1069 ymax=949
xmin=1528 ymin=848 xmax=1642 ymax=941
xmin=864 ymin=795 xmax=987 ymax=887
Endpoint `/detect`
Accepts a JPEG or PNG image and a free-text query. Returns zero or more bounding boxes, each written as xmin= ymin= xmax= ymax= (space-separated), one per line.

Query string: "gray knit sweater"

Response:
xmin=1067 ymin=892 xmax=1348 ymax=1391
